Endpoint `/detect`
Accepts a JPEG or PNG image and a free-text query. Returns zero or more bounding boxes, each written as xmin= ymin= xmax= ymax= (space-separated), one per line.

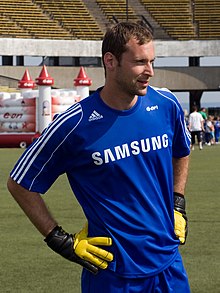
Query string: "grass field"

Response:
xmin=0 ymin=146 xmax=220 ymax=292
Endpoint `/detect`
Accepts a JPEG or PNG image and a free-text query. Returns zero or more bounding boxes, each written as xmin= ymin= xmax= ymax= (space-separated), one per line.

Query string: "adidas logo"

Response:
xmin=88 ymin=110 xmax=103 ymax=122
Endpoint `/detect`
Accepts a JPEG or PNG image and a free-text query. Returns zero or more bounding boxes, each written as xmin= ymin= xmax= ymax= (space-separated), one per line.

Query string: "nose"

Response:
xmin=144 ymin=62 xmax=154 ymax=77
xmin=148 ymin=63 xmax=154 ymax=77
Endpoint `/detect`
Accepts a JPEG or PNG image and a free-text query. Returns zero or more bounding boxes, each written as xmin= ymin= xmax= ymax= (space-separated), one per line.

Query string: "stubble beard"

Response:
xmin=116 ymin=76 xmax=148 ymax=99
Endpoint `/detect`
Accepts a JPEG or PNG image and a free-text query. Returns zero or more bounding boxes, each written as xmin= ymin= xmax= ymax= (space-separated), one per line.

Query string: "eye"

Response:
xmin=136 ymin=59 xmax=146 ymax=65
xmin=151 ymin=58 xmax=155 ymax=66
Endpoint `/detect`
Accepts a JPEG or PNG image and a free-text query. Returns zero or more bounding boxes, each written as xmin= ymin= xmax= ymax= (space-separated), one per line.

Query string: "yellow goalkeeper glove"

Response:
xmin=45 ymin=223 xmax=113 ymax=274
xmin=73 ymin=222 xmax=113 ymax=269
xmin=174 ymin=192 xmax=188 ymax=245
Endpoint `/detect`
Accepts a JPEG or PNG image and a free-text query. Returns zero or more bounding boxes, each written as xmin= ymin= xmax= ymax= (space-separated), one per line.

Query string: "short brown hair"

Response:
xmin=102 ymin=22 xmax=153 ymax=66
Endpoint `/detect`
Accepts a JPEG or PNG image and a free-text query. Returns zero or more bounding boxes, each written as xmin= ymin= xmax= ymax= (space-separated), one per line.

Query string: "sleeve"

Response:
xmin=10 ymin=103 xmax=83 ymax=194
xmin=188 ymin=114 xmax=192 ymax=125
xmin=156 ymin=87 xmax=191 ymax=158
xmin=172 ymin=100 xmax=191 ymax=158
xmin=199 ymin=113 xmax=204 ymax=122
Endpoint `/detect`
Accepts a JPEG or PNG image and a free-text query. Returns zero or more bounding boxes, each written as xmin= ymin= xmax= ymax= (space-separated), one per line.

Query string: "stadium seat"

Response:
xmin=140 ymin=0 xmax=196 ymax=40
xmin=0 ymin=0 xmax=219 ymax=40
xmin=194 ymin=0 xmax=220 ymax=39
xmin=0 ymin=0 xmax=74 ymax=39
xmin=96 ymin=0 xmax=139 ymax=23
xmin=34 ymin=0 xmax=104 ymax=40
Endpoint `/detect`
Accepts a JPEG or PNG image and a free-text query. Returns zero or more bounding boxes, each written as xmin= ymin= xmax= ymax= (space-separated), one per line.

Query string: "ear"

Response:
xmin=103 ymin=52 xmax=117 ymax=71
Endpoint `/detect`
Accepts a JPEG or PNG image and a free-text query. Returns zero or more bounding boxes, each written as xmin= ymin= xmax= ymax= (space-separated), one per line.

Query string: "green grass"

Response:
xmin=180 ymin=145 xmax=220 ymax=292
xmin=0 ymin=146 xmax=220 ymax=292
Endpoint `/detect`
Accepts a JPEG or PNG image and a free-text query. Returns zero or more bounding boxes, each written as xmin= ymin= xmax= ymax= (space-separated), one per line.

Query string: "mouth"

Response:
xmin=137 ymin=79 xmax=149 ymax=87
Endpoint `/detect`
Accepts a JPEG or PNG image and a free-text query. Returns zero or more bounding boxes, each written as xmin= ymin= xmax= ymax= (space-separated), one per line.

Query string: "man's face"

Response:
xmin=115 ymin=38 xmax=155 ymax=97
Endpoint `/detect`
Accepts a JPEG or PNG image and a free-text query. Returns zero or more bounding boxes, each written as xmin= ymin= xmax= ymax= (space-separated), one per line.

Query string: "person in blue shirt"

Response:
xmin=214 ymin=116 xmax=220 ymax=143
xmin=7 ymin=22 xmax=191 ymax=292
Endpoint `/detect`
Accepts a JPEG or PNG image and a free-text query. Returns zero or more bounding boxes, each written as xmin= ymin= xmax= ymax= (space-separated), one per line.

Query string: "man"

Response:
xmin=199 ymin=107 xmax=207 ymax=120
xmin=214 ymin=116 xmax=220 ymax=143
xmin=188 ymin=105 xmax=204 ymax=150
xmin=205 ymin=115 xmax=215 ymax=145
xmin=8 ymin=22 xmax=191 ymax=292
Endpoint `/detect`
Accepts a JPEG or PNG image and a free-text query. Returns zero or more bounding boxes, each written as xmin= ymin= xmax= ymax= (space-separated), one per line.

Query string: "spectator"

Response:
xmin=205 ymin=115 xmax=215 ymax=145
xmin=214 ymin=116 xmax=220 ymax=143
xmin=188 ymin=105 xmax=204 ymax=150
xmin=199 ymin=107 xmax=207 ymax=143
xmin=199 ymin=107 xmax=207 ymax=120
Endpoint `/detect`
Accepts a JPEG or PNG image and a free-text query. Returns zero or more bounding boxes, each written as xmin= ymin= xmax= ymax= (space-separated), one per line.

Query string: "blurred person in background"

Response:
xmin=199 ymin=107 xmax=207 ymax=120
xmin=205 ymin=115 xmax=215 ymax=145
xmin=188 ymin=105 xmax=204 ymax=150
xmin=214 ymin=116 xmax=220 ymax=143
xmin=199 ymin=107 xmax=207 ymax=143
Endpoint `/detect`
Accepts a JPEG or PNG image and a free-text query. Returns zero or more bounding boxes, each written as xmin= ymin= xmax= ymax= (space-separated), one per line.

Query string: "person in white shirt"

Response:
xmin=188 ymin=105 xmax=204 ymax=150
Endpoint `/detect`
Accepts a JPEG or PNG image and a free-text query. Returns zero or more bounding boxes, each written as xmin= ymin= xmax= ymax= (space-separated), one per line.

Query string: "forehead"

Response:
xmin=124 ymin=38 xmax=155 ymax=58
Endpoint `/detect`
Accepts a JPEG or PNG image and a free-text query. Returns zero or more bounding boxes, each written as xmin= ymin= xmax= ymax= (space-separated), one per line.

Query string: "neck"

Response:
xmin=100 ymin=86 xmax=138 ymax=111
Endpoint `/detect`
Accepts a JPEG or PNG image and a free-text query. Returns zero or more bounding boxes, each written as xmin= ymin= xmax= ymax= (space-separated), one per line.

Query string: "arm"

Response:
xmin=7 ymin=177 xmax=113 ymax=273
xmin=202 ymin=120 xmax=205 ymax=132
xmin=188 ymin=115 xmax=191 ymax=131
xmin=172 ymin=155 xmax=189 ymax=195
xmin=7 ymin=177 xmax=57 ymax=237
xmin=172 ymin=155 xmax=189 ymax=245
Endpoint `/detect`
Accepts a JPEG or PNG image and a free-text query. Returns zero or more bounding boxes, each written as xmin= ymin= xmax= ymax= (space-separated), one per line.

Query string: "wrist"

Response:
xmin=174 ymin=192 xmax=186 ymax=214
xmin=45 ymin=224 xmax=59 ymax=238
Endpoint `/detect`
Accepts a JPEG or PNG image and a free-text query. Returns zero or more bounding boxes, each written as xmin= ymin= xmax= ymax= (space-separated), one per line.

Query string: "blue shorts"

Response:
xmin=81 ymin=252 xmax=190 ymax=293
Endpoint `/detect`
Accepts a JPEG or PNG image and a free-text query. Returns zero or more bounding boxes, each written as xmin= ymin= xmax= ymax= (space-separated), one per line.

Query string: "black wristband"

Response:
xmin=44 ymin=226 xmax=73 ymax=256
xmin=44 ymin=226 xmax=98 ymax=274
xmin=174 ymin=192 xmax=186 ymax=215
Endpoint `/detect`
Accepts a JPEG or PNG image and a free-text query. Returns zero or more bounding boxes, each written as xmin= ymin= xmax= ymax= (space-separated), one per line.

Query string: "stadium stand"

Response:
xmin=194 ymin=0 xmax=220 ymax=39
xmin=140 ymin=0 xmax=197 ymax=40
xmin=33 ymin=0 xmax=104 ymax=40
xmin=0 ymin=0 xmax=219 ymax=40
xmin=0 ymin=14 xmax=30 ymax=38
xmin=0 ymin=0 xmax=74 ymax=39
xmin=96 ymin=0 xmax=140 ymax=23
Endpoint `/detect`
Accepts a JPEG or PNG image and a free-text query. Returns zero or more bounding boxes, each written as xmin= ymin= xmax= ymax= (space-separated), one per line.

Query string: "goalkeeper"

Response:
xmin=7 ymin=22 xmax=190 ymax=292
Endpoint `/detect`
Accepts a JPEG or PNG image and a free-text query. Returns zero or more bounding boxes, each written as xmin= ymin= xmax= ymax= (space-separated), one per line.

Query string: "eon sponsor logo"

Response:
xmin=146 ymin=105 xmax=158 ymax=112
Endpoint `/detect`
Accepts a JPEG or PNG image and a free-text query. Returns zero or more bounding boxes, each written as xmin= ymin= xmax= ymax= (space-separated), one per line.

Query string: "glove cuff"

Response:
xmin=174 ymin=192 xmax=186 ymax=215
xmin=44 ymin=226 xmax=72 ymax=253
xmin=44 ymin=226 xmax=99 ymax=275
